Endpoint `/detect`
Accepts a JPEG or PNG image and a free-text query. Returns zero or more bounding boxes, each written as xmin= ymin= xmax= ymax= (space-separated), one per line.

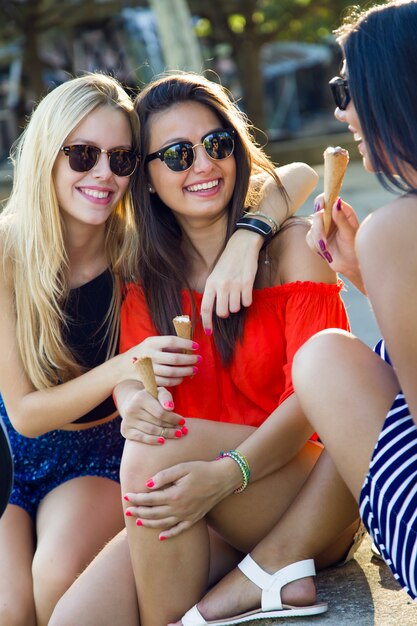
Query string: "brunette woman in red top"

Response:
xmin=116 ymin=73 xmax=361 ymax=626
xmin=50 ymin=73 xmax=360 ymax=626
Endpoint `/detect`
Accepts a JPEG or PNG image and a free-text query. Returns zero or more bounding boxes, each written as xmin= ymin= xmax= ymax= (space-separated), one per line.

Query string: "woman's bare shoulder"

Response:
xmin=269 ymin=218 xmax=336 ymax=285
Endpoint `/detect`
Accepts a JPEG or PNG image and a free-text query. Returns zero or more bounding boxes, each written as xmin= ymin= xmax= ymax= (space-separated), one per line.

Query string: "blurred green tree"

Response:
xmin=0 ymin=0 xmax=140 ymax=123
xmin=188 ymin=0 xmax=373 ymax=131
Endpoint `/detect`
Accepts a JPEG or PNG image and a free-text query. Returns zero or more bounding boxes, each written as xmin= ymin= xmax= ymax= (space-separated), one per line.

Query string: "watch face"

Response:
xmin=0 ymin=417 xmax=13 ymax=518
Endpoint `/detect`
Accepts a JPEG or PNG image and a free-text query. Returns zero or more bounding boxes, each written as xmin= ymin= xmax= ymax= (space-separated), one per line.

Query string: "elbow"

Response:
xmin=8 ymin=410 xmax=43 ymax=438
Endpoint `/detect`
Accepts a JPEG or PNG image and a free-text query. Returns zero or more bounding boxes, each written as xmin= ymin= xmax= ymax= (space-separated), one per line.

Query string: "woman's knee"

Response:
xmin=293 ymin=328 xmax=360 ymax=394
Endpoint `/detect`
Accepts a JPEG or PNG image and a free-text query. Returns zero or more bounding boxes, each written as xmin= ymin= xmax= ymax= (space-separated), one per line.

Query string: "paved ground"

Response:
xmin=0 ymin=156 xmax=415 ymax=624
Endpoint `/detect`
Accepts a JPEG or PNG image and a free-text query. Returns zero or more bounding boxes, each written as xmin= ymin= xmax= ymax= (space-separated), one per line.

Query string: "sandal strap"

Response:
xmin=182 ymin=604 xmax=207 ymax=626
xmin=238 ymin=555 xmax=316 ymax=611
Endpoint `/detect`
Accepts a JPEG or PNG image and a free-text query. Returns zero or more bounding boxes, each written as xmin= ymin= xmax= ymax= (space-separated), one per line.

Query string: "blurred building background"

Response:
xmin=0 ymin=0 xmax=383 ymax=163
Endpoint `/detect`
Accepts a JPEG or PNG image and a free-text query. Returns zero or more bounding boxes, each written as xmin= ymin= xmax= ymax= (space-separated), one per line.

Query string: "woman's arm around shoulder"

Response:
xmin=268 ymin=219 xmax=337 ymax=286
xmin=356 ymin=195 xmax=417 ymax=421
xmin=249 ymin=161 xmax=319 ymax=225
xmin=201 ymin=163 xmax=318 ymax=329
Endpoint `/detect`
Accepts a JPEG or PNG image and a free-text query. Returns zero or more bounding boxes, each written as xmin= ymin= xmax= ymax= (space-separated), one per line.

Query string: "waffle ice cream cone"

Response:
xmin=323 ymin=146 xmax=349 ymax=235
xmin=173 ymin=315 xmax=192 ymax=354
xmin=133 ymin=356 xmax=158 ymax=398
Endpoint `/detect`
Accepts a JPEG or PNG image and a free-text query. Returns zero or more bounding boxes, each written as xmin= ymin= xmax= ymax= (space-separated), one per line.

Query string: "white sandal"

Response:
xmin=181 ymin=555 xmax=328 ymax=625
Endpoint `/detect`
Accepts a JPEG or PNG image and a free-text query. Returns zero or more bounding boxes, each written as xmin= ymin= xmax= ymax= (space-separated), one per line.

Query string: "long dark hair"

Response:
xmin=133 ymin=72 xmax=284 ymax=364
xmin=336 ymin=0 xmax=417 ymax=194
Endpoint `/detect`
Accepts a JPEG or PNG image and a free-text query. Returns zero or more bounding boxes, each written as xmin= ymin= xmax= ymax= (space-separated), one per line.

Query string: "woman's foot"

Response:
xmin=168 ymin=558 xmax=317 ymax=625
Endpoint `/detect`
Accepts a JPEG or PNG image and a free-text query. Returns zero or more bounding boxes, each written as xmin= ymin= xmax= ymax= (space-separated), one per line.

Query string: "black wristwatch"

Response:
xmin=235 ymin=216 xmax=275 ymax=247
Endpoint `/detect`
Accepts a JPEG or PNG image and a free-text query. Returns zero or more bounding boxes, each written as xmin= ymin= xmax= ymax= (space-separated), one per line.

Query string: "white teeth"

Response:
xmin=186 ymin=179 xmax=219 ymax=192
xmin=82 ymin=188 xmax=110 ymax=199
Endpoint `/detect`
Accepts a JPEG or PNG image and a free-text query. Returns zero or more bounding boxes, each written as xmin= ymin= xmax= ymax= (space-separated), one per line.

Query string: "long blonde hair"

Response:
xmin=1 ymin=74 xmax=139 ymax=389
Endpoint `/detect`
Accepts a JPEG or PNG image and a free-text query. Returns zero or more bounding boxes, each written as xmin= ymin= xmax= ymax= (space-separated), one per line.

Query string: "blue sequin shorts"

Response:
xmin=0 ymin=395 xmax=124 ymax=519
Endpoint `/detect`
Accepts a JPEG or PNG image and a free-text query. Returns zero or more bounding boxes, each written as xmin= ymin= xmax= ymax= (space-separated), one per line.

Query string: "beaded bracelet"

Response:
xmin=217 ymin=449 xmax=251 ymax=494
xmin=243 ymin=210 xmax=280 ymax=235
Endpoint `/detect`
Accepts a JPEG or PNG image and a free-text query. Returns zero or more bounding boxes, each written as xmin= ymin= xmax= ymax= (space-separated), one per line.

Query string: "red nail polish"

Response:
xmin=125 ymin=510 xmax=132 ymax=517
xmin=337 ymin=198 xmax=342 ymax=210
xmin=163 ymin=400 xmax=174 ymax=409
xmin=146 ymin=479 xmax=155 ymax=488
xmin=178 ymin=417 xmax=186 ymax=425
xmin=192 ymin=342 xmax=200 ymax=350
xmin=181 ymin=426 xmax=188 ymax=435
xmin=204 ymin=328 xmax=212 ymax=336
xmin=193 ymin=366 xmax=198 ymax=374
xmin=159 ymin=535 xmax=167 ymax=541
xmin=157 ymin=437 xmax=165 ymax=444
xmin=136 ymin=519 xmax=143 ymax=527
xmin=175 ymin=430 xmax=182 ymax=438
xmin=196 ymin=355 xmax=203 ymax=363
xmin=123 ymin=494 xmax=130 ymax=501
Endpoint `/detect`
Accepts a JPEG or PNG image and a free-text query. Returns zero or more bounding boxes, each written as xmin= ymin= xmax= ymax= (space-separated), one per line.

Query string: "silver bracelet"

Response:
xmin=243 ymin=210 xmax=280 ymax=235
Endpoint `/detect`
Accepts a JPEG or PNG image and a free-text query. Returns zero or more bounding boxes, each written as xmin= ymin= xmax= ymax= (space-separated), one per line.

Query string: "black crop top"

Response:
xmin=63 ymin=269 xmax=118 ymax=424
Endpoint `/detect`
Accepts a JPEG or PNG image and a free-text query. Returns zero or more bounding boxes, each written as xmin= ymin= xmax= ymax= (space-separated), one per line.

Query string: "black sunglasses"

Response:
xmin=60 ymin=144 xmax=139 ymax=177
xmin=145 ymin=129 xmax=235 ymax=172
xmin=329 ymin=76 xmax=351 ymax=111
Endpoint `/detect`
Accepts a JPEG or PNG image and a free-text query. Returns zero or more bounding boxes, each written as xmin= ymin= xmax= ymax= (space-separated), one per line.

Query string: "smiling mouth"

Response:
xmin=80 ymin=188 xmax=111 ymax=199
xmin=186 ymin=179 xmax=220 ymax=192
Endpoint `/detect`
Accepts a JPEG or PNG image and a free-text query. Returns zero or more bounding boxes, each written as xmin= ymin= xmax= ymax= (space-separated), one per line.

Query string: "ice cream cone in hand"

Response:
xmin=323 ymin=146 xmax=349 ymax=235
xmin=133 ymin=356 xmax=158 ymax=398
xmin=173 ymin=315 xmax=192 ymax=354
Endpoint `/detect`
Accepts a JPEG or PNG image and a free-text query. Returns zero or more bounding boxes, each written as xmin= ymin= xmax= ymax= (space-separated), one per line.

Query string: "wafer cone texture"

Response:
xmin=133 ymin=356 xmax=158 ymax=398
xmin=173 ymin=315 xmax=192 ymax=354
xmin=323 ymin=147 xmax=349 ymax=235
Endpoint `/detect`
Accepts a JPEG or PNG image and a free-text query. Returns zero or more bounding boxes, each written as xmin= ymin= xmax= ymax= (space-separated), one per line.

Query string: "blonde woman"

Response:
xmin=0 ymin=74 xmax=203 ymax=626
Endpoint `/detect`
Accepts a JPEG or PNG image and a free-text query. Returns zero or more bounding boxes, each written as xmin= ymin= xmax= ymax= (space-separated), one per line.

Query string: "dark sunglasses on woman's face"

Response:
xmin=145 ymin=129 xmax=235 ymax=172
xmin=60 ymin=144 xmax=139 ymax=177
xmin=329 ymin=76 xmax=351 ymax=111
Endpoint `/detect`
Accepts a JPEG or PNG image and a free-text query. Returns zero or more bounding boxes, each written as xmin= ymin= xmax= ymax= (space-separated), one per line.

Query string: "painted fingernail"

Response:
xmin=123 ymin=494 xmax=130 ymax=502
xmin=132 ymin=357 xmax=138 ymax=363
xmin=337 ymin=198 xmax=342 ymax=211
xmin=136 ymin=519 xmax=143 ymax=527
xmin=181 ymin=426 xmax=189 ymax=435
xmin=125 ymin=510 xmax=133 ymax=517
xmin=324 ymin=251 xmax=333 ymax=263
xmin=146 ymin=479 xmax=155 ymax=488
xmin=175 ymin=430 xmax=182 ymax=438
xmin=159 ymin=535 xmax=167 ymax=541
xmin=192 ymin=342 xmax=200 ymax=350
xmin=319 ymin=239 xmax=326 ymax=252
xmin=193 ymin=366 xmax=199 ymax=374
xmin=314 ymin=201 xmax=320 ymax=213
xmin=196 ymin=355 xmax=203 ymax=363
xmin=204 ymin=328 xmax=212 ymax=336
xmin=178 ymin=417 xmax=186 ymax=425
xmin=163 ymin=401 xmax=174 ymax=409
xmin=157 ymin=437 xmax=165 ymax=444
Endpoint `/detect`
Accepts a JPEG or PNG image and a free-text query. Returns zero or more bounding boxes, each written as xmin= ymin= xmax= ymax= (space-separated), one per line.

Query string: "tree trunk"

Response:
xmin=20 ymin=27 xmax=45 ymax=120
xmin=233 ymin=36 xmax=265 ymax=139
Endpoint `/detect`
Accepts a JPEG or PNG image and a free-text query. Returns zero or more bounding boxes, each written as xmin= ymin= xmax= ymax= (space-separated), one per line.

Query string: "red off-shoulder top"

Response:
xmin=120 ymin=281 xmax=349 ymax=427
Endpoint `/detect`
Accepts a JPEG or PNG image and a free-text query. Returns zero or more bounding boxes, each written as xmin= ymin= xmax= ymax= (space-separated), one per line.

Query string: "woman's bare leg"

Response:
xmin=293 ymin=329 xmax=400 ymax=498
xmin=0 ymin=505 xmax=36 ymax=626
xmin=171 ymin=451 xmax=359 ymax=625
xmin=121 ymin=420 xmax=326 ymax=626
xmin=49 ymin=529 xmax=140 ymax=626
xmin=34 ymin=476 xmax=124 ymax=625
